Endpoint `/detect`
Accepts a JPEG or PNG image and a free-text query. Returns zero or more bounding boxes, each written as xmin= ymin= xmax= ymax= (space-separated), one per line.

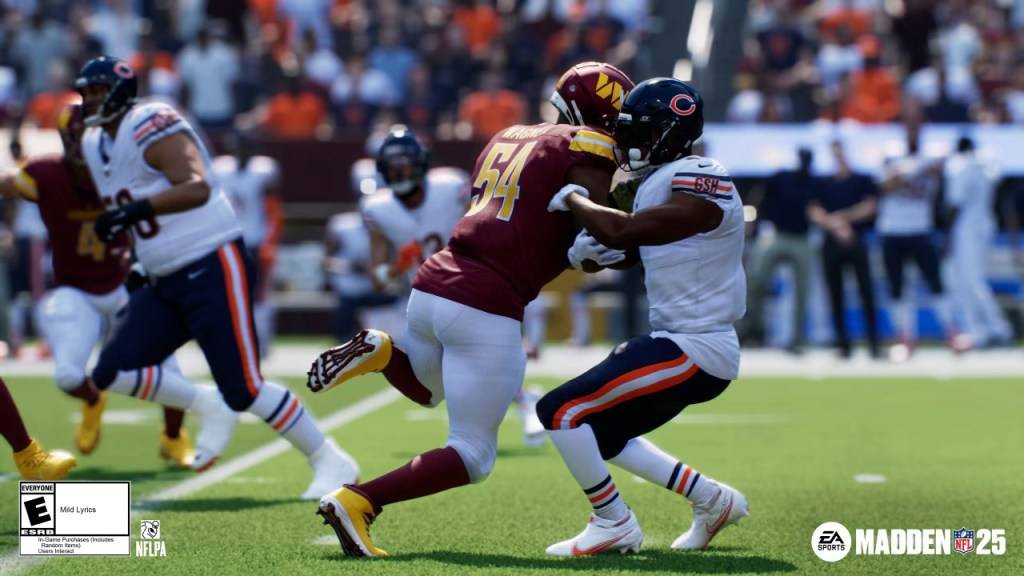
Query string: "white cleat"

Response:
xmin=518 ymin=386 xmax=547 ymax=448
xmin=671 ymin=481 xmax=749 ymax=550
xmin=546 ymin=511 xmax=644 ymax=557
xmin=301 ymin=439 xmax=360 ymax=500
xmin=191 ymin=385 xmax=239 ymax=472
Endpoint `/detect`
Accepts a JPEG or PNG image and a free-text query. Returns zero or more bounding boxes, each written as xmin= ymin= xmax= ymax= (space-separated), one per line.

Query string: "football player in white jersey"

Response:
xmin=879 ymin=120 xmax=965 ymax=358
xmin=363 ymin=125 xmax=547 ymax=447
xmin=944 ymin=136 xmax=1013 ymax=348
xmin=212 ymin=134 xmax=282 ymax=357
xmin=74 ymin=56 xmax=356 ymax=499
xmin=542 ymin=79 xmax=749 ymax=556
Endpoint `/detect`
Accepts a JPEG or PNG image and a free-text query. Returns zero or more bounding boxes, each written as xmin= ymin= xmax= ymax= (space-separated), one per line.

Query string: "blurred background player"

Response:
xmin=0 ymin=103 xmax=195 ymax=467
xmin=361 ymin=124 xmax=545 ymax=447
xmin=1 ymin=376 xmax=76 ymax=479
xmin=944 ymin=136 xmax=1013 ymax=348
xmin=807 ymin=141 xmax=881 ymax=359
xmin=309 ymin=61 xmax=632 ymax=557
xmin=75 ymin=56 xmax=355 ymax=498
xmin=540 ymin=78 xmax=748 ymax=557
xmin=213 ymin=133 xmax=282 ymax=358
xmin=5 ymin=141 xmax=47 ymax=358
xmin=879 ymin=119 xmax=964 ymax=359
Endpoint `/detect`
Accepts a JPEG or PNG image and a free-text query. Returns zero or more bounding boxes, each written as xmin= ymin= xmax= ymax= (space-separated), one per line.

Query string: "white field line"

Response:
xmin=0 ymin=388 xmax=402 ymax=575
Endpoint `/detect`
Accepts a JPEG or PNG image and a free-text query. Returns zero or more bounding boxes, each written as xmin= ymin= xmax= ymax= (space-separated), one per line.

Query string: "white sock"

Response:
xmin=892 ymin=298 xmax=913 ymax=340
xmin=105 ymin=366 xmax=196 ymax=410
xmin=247 ymin=380 xmax=325 ymax=456
xmin=523 ymin=299 xmax=547 ymax=348
xmin=570 ymin=291 xmax=590 ymax=344
xmin=930 ymin=294 xmax=955 ymax=335
xmin=549 ymin=424 xmax=628 ymax=521
xmin=610 ymin=437 xmax=716 ymax=505
xmin=254 ymin=301 xmax=274 ymax=358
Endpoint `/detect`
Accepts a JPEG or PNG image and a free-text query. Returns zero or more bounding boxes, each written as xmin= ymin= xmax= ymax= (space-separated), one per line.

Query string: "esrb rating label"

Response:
xmin=19 ymin=481 xmax=130 ymax=556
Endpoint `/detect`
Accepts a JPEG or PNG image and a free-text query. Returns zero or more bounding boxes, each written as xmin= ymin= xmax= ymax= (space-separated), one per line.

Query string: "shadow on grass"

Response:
xmin=134 ymin=496 xmax=296 ymax=513
xmin=330 ymin=549 xmax=798 ymax=574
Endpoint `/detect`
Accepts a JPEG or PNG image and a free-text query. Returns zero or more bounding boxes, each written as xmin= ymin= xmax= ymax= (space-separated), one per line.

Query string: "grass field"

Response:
xmin=1 ymin=369 xmax=1022 ymax=575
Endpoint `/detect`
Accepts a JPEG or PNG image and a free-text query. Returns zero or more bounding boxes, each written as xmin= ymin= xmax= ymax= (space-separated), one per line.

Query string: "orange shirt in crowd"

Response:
xmin=128 ymin=51 xmax=176 ymax=74
xmin=820 ymin=8 xmax=872 ymax=39
xmin=840 ymin=68 xmax=902 ymax=123
xmin=262 ymin=92 xmax=327 ymax=138
xmin=458 ymin=89 xmax=525 ymax=139
xmin=453 ymin=5 xmax=500 ymax=53
xmin=26 ymin=90 xmax=80 ymax=129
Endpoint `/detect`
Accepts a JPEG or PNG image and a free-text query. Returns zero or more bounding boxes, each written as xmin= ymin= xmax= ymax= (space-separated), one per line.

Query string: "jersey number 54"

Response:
xmin=466 ymin=141 xmax=537 ymax=222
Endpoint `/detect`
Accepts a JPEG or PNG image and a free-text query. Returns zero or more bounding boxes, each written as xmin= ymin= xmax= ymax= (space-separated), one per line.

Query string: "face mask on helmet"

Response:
xmin=613 ymin=114 xmax=655 ymax=171
xmin=381 ymin=155 xmax=421 ymax=196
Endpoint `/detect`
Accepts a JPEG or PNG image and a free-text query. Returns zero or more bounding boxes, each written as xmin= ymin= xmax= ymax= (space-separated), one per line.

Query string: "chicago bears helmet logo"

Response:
xmin=113 ymin=62 xmax=135 ymax=79
xmin=669 ymin=94 xmax=696 ymax=116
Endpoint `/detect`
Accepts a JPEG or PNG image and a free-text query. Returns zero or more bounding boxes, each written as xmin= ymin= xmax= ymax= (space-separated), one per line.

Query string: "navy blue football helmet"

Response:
xmin=613 ymin=78 xmax=704 ymax=171
xmin=376 ymin=125 xmax=429 ymax=197
xmin=74 ymin=56 xmax=138 ymax=127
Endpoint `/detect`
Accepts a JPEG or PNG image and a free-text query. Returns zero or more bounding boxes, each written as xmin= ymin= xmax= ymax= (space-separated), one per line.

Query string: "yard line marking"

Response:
xmin=853 ymin=473 xmax=887 ymax=484
xmin=0 ymin=387 xmax=401 ymax=574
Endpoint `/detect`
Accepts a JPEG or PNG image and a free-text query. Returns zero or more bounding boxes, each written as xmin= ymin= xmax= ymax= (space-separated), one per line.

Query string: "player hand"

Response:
xmin=124 ymin=262 xmax=149 ymax=293
xmin=568 ymin=230 xmax=625 ymax=269
xmin=94 ymin=200 xmax=154 ymax=242
xmin=548 ymin=184 xmax=590 ymax=212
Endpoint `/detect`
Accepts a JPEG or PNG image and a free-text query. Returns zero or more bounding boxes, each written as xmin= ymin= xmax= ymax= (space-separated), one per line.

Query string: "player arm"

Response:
xmin=367 ymin=227 xmax=394 ymax=288
xmin=0 ymin=173 xmax=20 ymax=200
xmin=143 ymin=132 xmax=211 ymax=214
xmin=560 ymin=185 xmax=723 ymax=250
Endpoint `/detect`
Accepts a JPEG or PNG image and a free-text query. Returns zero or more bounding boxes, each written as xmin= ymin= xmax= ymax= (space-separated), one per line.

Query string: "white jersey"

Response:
xmin=634 ymin=155 xmax=746 ymax=380
xmin=877 ymin=155 xmax=938 ymax=236
xmin=213 ymin=155 xmax=279 ymax=248
xmin=945 ymin=152 xmax=1000 ymax=238
xmin=326 ymin=212 xmax=374 ymax=296
xmin=82 ymin=101 xmax=241 ymax=276
xmin=361 ymin=167 xmax=469 ymax=267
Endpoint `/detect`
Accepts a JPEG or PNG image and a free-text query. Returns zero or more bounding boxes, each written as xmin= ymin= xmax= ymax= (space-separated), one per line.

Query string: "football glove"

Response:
xmin=547 ymin=184 xmax=590 ymax=212
xmin=124 ymin=262 xmax=149 ymax=293
xmin=94 ymin=199 xmax=154 ymax=242
xmin=568 ymin=230 xmax=625 ymax=269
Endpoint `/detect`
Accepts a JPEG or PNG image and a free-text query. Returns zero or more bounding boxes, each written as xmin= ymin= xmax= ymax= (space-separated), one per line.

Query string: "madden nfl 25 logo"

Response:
xmin=813 ymin=522 xmax=1006 ymax=561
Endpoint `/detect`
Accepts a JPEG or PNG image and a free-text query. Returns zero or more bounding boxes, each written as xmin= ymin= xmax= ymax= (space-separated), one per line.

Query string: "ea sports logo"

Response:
xmin=669 ymin=94 xmax=696 ymax=116
xmin=113 ymin=62 xmax=134 ymax=79
xmin=812 ymin=521 xmax=851 ymax=562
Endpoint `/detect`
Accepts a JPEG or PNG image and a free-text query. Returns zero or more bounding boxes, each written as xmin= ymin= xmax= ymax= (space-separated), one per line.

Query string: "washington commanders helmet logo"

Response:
xmin=669 ymin=94 xmax=696 ymax=116
xmin=595 ymin=72 xmax=625 ymax=110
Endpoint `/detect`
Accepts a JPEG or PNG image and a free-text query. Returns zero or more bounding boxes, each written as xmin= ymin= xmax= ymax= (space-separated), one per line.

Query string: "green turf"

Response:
xmin=1 ymin=373 xmax=1021 ymax=575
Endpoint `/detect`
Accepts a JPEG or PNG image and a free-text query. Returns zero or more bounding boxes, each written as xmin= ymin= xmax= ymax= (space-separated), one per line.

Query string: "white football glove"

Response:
xmin=547 ymin=184 xmax=590 ymax=212
xmin=567 ymin=230 xmax=626 ymax=269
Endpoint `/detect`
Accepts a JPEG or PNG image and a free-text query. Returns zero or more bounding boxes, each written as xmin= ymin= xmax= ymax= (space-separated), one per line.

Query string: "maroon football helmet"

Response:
xmin=550 ymin=61 xmax=635 ymax=132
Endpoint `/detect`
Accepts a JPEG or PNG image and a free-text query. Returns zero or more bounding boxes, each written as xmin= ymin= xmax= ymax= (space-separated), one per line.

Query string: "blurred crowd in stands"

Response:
xmin=0 ymin=0 xmax=650 ymax=144
xmin=730 ymin=0 xmax=1024 ymax=124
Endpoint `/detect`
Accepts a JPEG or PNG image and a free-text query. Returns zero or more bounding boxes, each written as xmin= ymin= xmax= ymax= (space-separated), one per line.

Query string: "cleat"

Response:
xmin=302 ymin=439 xmax=359 ymax=500
xmin=546 ymin=511 xmax=644 ymax=557
xmin=307 ymin=330 xmax=392 ymax=393
xmin=159 ymin=429 xmax=196 ymax=469
xmin=517 ymin=386 xmax=546 ymax=448
xmin=76 ymin=392 xmax=107 ymax=454
xmin=318 ymin=487 xmax=388 ymax=557
xmin=15 ymin=439 xmax=76 ymax=480
xmin=191 ymin=385 xmax=238 ymax=472
xmin=671 ymin=481 xmax=749 ymax=550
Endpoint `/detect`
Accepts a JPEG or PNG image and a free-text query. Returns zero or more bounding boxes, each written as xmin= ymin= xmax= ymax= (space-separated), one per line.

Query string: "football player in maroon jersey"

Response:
xmin=307 ymin=62 xmax=634 ymax=557
xmin=0 ymin=104 xmax=194 ymax=467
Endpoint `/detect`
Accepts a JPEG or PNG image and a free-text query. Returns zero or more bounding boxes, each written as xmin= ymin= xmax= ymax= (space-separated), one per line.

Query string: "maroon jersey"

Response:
xmin=14 ymin=156 xmax=127 ymax=294
xmin=414 ymin=123 xmax=617 ymax=320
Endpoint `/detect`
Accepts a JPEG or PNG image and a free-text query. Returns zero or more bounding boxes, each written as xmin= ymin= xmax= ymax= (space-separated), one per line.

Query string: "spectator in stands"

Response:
xmin=177 ymin=25 xmax=240 ymax=139
xmin=890 ymin=0 xmax=938 ymax=73
xmin=88 ymin=0 xmax=142 ymax=57
xmin=905 ymin=54 xmax=979 ymax=122
xmin=816 ymin=24 xmax=862 ymax=101
xmin=11 ymin=12 xmax=69 ymax=101
xmin=368 ymin=25 xmax=419 ymax=102
xmin=401 ymin=64 xmax=440 ymax=133
xmin=24 ymin=63 xmax=78 ymax=129
xmin=742 ymin=148 xmax=816 ymax=351
xmin=302 ymin=30 xmax=343 ymax=91
xmin=278 ymin=0 xmax=333 ymax=52
xmin=1003 ymin=61 xmax=1024 ymax=123
xmin=808 ymin=140 xmax=881 ymax=359
xmin=453 ymin=0 xmax=501 ymax=57
xmin=330 ymin=52 xmax=397 ymax=130
xmin=756 ymin=6 xmax=807 ymax=75
xmin=129 ymin=28 xmax=179 ymax=101
xmin=838 ymin=36 xmax=901 ymax=123
xmin=458 ymin=70 xmax=526 ymax=139
xmin=261 ymin=71 xmax=330 ymax=139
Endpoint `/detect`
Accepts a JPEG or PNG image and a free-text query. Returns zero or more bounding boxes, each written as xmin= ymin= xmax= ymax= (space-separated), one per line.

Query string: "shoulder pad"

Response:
xmin=568 ymin=128 xmax=617 ymax=163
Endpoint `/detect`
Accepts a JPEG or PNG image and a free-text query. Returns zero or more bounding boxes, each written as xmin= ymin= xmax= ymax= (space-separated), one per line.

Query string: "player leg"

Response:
xmin=182 ymin=240 xmax=355 ymax=492
xmin=882 ymin=236 xmax=913 ymax=357
xmin=822 ymin=239 xmax=850 ymax=356
xmin=913 ymin=236 xmax=964 ymax=351
xmin=1 ymin=376 xmax=76 ymax=479
xmin=963 ymin=227 xmax=1013 ymax=345
xmin=318 ymin=292 xmax=523 ymax=557
xmin=851 ymin=240 xmax=881 ymax=357
xmin=536 ymin=336 xmax=744 ymax=556
xmin=156 ymin=358 xmax=195 ymax=469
